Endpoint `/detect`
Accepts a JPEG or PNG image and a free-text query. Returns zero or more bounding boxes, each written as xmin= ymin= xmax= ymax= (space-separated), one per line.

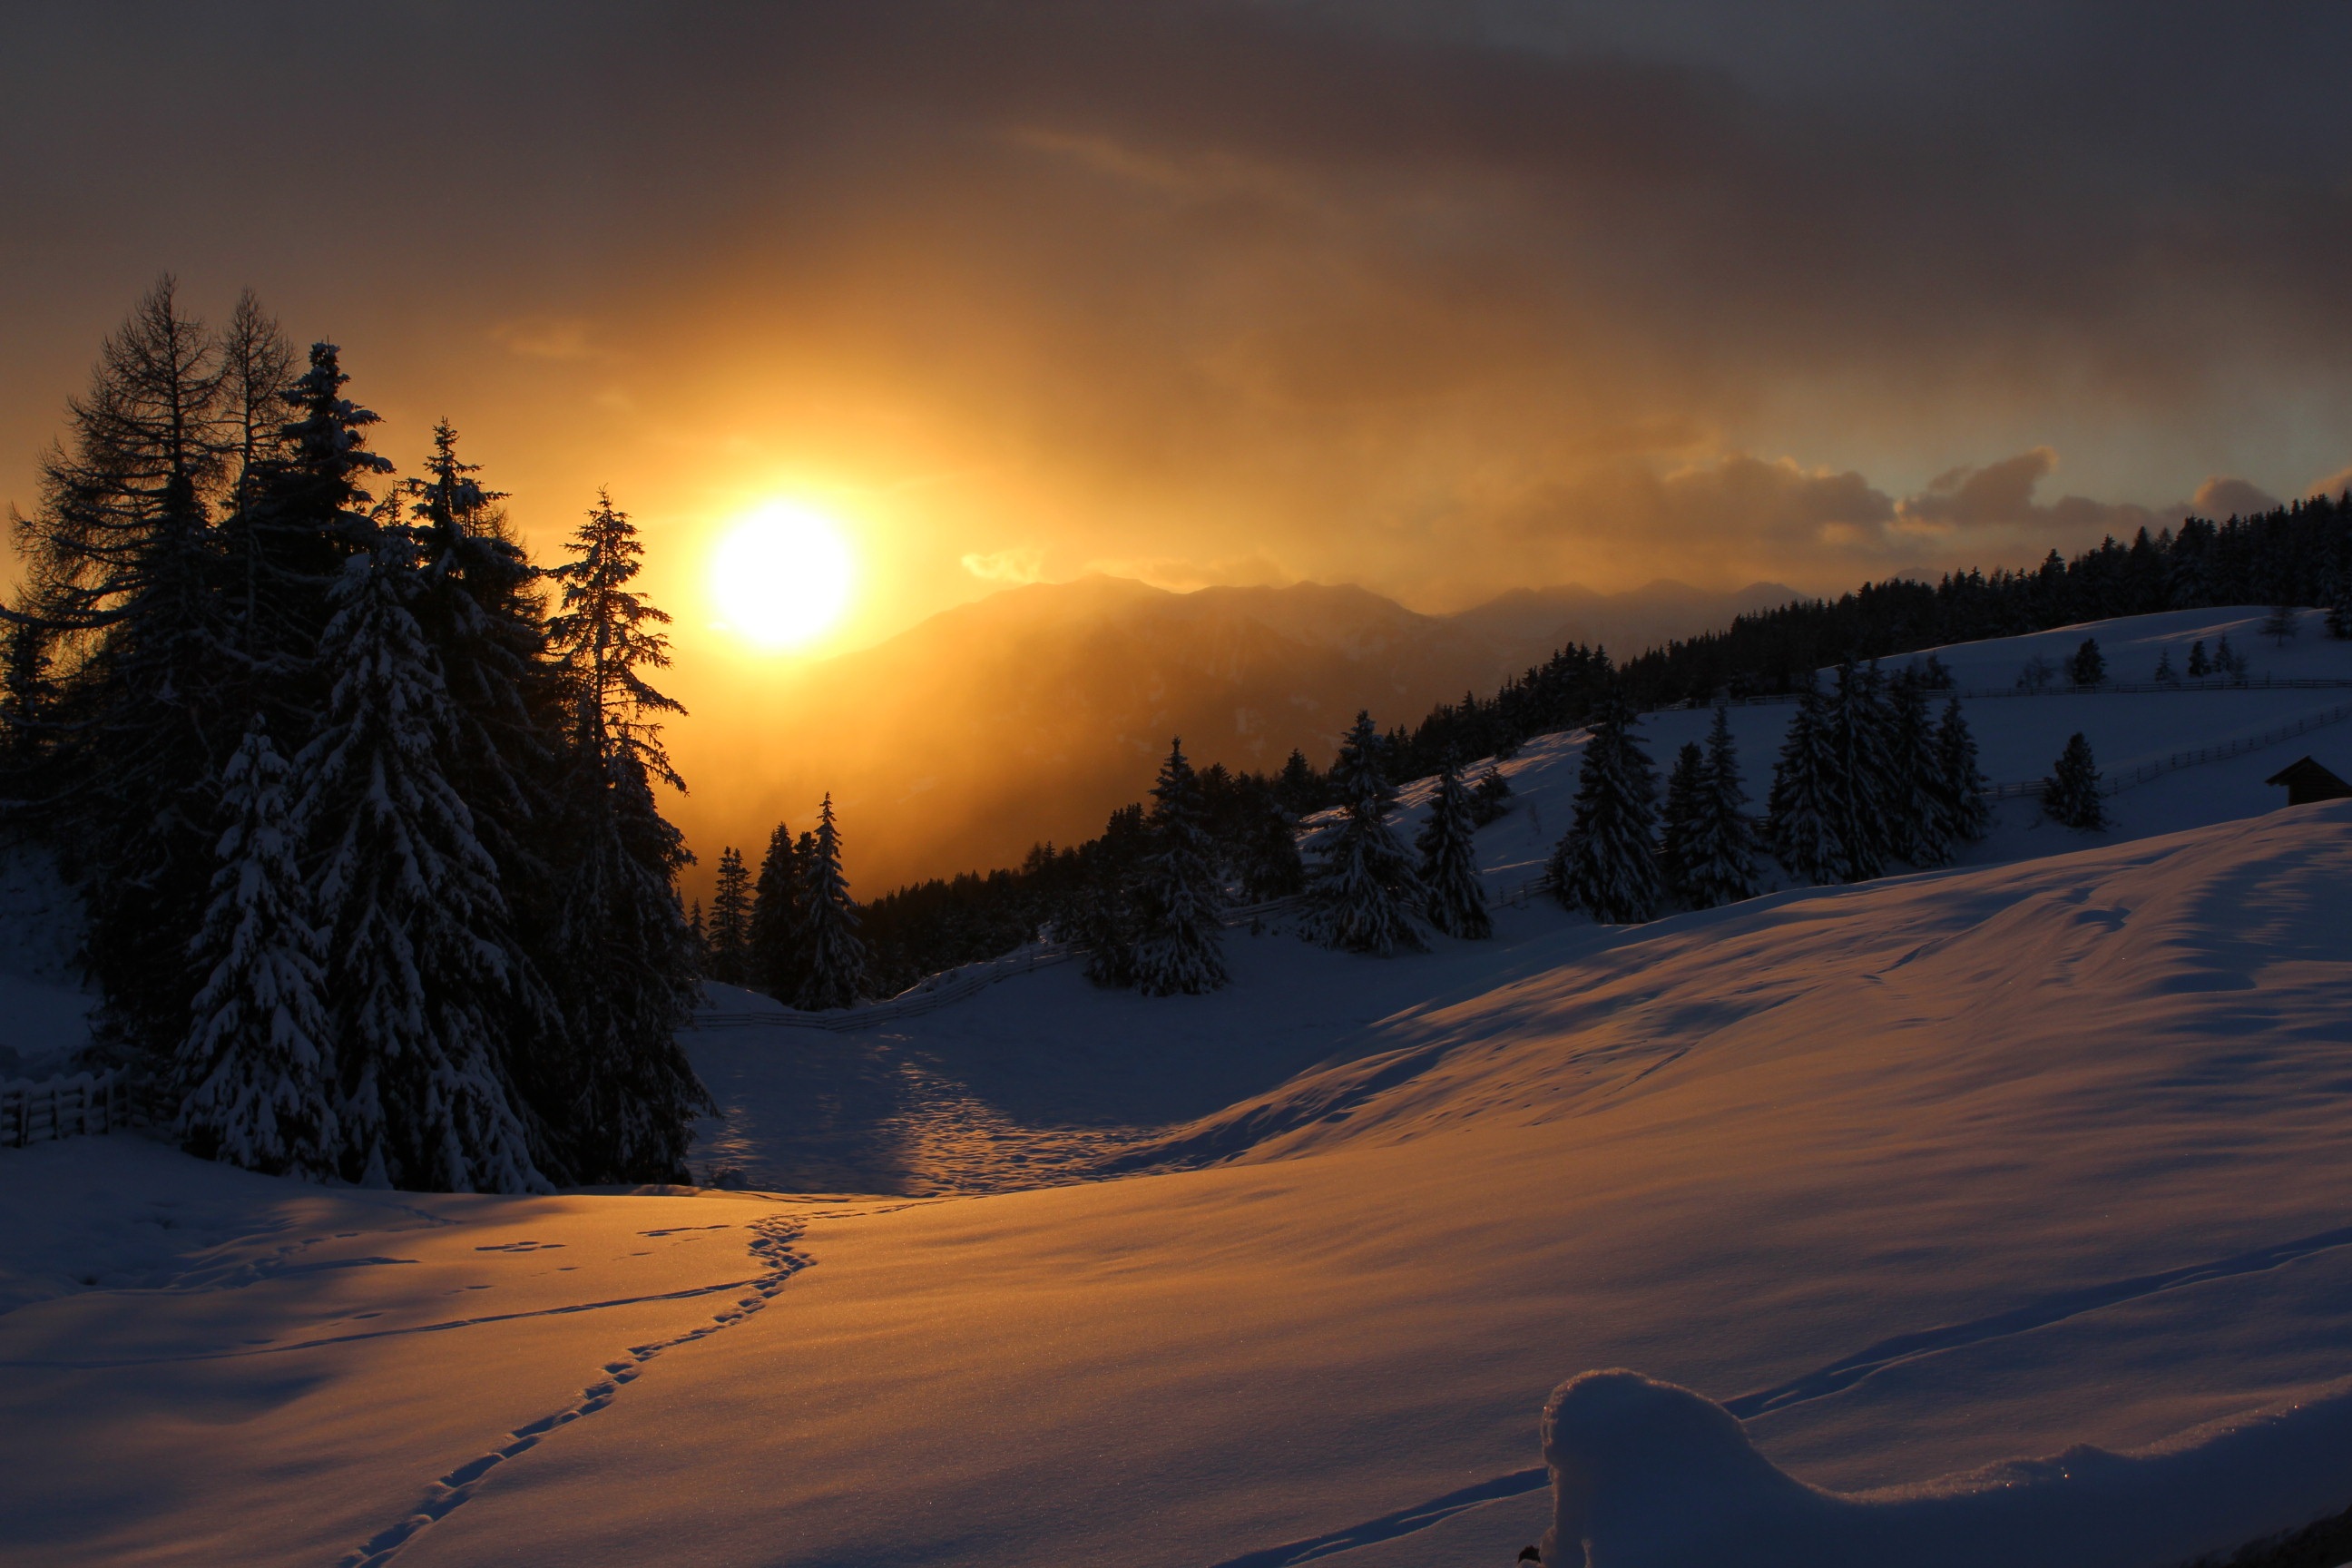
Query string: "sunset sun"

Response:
xmin=710 ymin=500 xmax=856 ymax=649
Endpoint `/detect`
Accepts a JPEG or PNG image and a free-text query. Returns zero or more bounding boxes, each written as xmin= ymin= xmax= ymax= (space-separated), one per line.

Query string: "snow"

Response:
xmin=5 ymin=607 xmax=2352 ymax=1567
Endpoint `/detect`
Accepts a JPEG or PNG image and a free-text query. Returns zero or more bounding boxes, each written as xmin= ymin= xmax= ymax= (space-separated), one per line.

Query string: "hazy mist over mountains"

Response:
xmin=695 ymin=575 xmax=1794 ymax=891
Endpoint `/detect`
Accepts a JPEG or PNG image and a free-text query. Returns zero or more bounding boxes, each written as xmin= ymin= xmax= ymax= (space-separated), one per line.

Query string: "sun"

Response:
xmin=710 ymin=501 xmax=856 ymax=650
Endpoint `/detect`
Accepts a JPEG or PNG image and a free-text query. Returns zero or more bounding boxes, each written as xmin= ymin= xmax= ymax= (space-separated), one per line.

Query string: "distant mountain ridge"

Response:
xmin=677 ymin=573 xmax=1798 ymax=892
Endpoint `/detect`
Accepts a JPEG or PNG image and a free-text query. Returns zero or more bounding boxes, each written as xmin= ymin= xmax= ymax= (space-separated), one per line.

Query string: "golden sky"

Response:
xmin=5 ymin=4 xmax=2350 ymax=884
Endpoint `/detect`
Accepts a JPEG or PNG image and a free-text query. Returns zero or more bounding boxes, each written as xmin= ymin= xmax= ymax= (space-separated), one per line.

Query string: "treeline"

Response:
xmin=0 ymin=279 xmax=705 ymax=1192
xmin=1390 ymin=493 xmax=2352 ymax=772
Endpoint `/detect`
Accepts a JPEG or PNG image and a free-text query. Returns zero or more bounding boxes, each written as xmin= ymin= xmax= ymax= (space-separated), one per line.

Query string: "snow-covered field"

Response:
xmin=5 ymin=607 xmax=2352 ymax=1567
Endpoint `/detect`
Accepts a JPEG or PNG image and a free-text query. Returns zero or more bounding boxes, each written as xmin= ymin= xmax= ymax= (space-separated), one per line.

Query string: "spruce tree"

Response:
xmin=1302 ymin=710 xmax=1426 ymax=955
xmin=1416 ymin=754 xmax=1492 ymax=939
xmin=2263 ymin=603 xmax=2299 ymax=647
xmin=2154 ymin=649 xmax=2178 ymax=685
xmin=1769 ymin=679 xmax=1843 ymax=886
xmin=1659 ymin=742 xmax=1707 ymax=903
xmin=1885 ymin=671 xmax=1945 ymax=866
xmin=707 ymin=846 xmax=752 ymax=985
xmin=1469 ymin=762 xmax=1513 ymax=826
xmin=1681 ymin=706 xmax=1760 ymax=908
xmin=543 ymin=491 xmax=708 ymax=1183
xmin=748 ymin=823 xmax=805 ymax=999
xmin=1230 ymin=779 xmax=1307 ymax=902
xmin=2042 ymin=732 xmax=2106 ymax=830
xmin=298 ymin=532 xmax=542 ymax=1193
xmin=1073 ymin=803 xmax=1146 ymax=985
xmin=2329 ymin=591 xmax=2352 ymax=641
xmin=175 ymin=719 xmax=338 ymax=1181
xmin=798 ymin=794 xmax=870 ymax=1009
xmin=2067 ymin=637 xmax=2106 ymax=687
xmin=1929 ymin=699 xmax=1992 ymax=847
xmin=1549 ymin=685 xmax=1661 ymax=924
xmin=2188 ymin=640 xmax=2210 ymax=678
xmin=1133 ymin=740 xmax=1230 ymax=994
xmin=1822 ymin=662 xmax=1895 ymax=882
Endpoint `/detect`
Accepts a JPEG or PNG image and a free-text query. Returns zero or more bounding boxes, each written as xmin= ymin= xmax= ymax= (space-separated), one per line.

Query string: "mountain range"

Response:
xmin=677 ymin=574 xmax=1798 ymax=893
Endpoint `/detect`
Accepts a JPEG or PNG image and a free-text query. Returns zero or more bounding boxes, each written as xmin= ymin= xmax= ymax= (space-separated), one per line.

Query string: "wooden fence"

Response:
xmin=3 ymin=1068 xmax=133 ymax=1149
xmin=1982 ymin=700 xmax=2352 ymax=801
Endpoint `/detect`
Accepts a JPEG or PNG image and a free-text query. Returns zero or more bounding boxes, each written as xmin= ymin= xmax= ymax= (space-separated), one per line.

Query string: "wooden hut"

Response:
xmin=2263 ymin=756 xmax=2352 ymax=805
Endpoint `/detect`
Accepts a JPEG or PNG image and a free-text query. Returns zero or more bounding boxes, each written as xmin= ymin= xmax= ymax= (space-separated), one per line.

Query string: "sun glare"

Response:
xmin=710 ymin=501 xmax=857 ymax=650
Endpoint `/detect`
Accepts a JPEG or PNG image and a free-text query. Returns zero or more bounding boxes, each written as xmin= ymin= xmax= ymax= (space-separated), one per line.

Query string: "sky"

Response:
xmin=4 ymin=2 xmax=2350 ymax=876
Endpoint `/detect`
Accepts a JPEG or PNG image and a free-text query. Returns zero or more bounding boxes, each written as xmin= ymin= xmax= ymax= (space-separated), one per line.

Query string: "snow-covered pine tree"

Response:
xmin=1549 ymin=684 xmax=1661 ymax=924
xmin=174 ymin=718 xmax=338 ymax=1180
xmin=1823 ymin=661 xmax=1894 ymax=882
xmin=2041 ymin=732 xmax=2106 ymax=830
xmin=1416 ymin=754 xmax=1492 ymax=939
xmin=1302 ymin=710 xmax=1426 ymax=955
xmin=747 ymin=822 xmax=805 ymax=1000
xmin=1469 ymin=762 xmax=1513 ymax=826
xmin=1073 ymin=803 xmax=1145 ymax=986
xmin=543 ymin=491 xmax=709 ymax=1184
xmin=1675 ymin=706 xmax=1760 ymax=908
xmin=707 ymin=847 xmax=752 ymax=985
xmin=2067 ymin=637 xmax=2106 ymax=687
xmin=1658 ymin=742 xmax=1707 ymax=904
xmin=1932 ymin=698 xmax=1992 ymax=846
xmin=1132 ymin=740 xmax=1230 ymax=994
xmin=1230 ymin=778 xmax=1306 ymax=902
xmin=1274 ymin=748 xmax=1328 ymax=816
xmin=797 ymin=794 xmax=870 ymax=1009
xmin=298 ymin=530 xmax=542 ymax=1193
xmin=1768 ymin=679 xmax=1843 ymax=885
xmin=1884 ymin=670 xmax=1945 ymax=866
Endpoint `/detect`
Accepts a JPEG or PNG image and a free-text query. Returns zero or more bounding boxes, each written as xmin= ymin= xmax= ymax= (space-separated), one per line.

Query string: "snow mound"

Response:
xmin=1541 ymin=1368 xmax=2352 ymax=1568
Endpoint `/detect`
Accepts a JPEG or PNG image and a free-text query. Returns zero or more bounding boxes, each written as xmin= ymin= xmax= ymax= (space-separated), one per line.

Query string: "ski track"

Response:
xmin=1204 ymin=1222 xmax=2352 ymax=1568
xmin=338 ymin=1215 xmax=813 ymax=1568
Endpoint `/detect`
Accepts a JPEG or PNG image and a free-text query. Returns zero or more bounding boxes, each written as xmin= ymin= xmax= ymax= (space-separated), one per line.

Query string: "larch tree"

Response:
xmin=174 ymin=718 xmax=338 ymax=1181
xmin=544 ymin=491 xmax=709 ymax=1183
xmin=1416 ymin=754 xmax=1492 ymax=939
xmin=1549 ymin=684 xmax=1661 ymax=924
xmin=1132 ymin=739 xmax=1230 ymax=995
xmin=1679 ymin=705 xmax=1760 ymax=909
xmin=797 ymin=794 xmax=871 ymax=1010
xmin=1302 ymin=710 xmax=1426 ymax=955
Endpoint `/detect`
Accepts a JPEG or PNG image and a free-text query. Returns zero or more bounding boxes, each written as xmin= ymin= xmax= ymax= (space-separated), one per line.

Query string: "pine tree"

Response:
xmin=2188 ymin=640 xmax=2210 ymax=678
xmin=747 ymin=822 xmax=804 ymax=999
xmin=2042 ymin=732 xmax=2106 ymax=830
xmin=707 ymin=847 xmax=752 ymax=985
xmin=1680 ymin=706 xmax=1760 ymax=908
xmin=1931 ymin=698 xmax=1992 ymax=846
xmin=688 ymin=899 xmax=708 ymax=967
xmin=1132 ymin=740 xmax=1230 ymax=994
xmin=1274 ymin=747 xmax=1327 ymax=816
xmin=1549 ymin=685 xmax=1661 ymax=924
xmin=797 ymin=794 xmax=870 ymax=1009
xmin=174 ymin=719 xmax=337 ymax=1181
xmin=1073 ymin=803 xmax=1146 ymax=985
xmin=1469 ymin=762 xmax=1513 ymax=826
xmin=298 ymin=533 xmax=542 ymax=1193
xmin=2329 ymin=589 xmax=2352 ymax=641
xmin=2066 ymin=637 xmax=2106 ymax=687
xmin=543 ymin=491 xmax=708 ymax=1183
xmin=1823 ymin=662 xmax=1894 ymax=882
xmin=1230 ymin=779 xmax=1307 ymax=902
xmin=2263 ymin=603 xmax=2299 ymax=647
xmin=1302 ymin=710 xmax=1426 ymax=955
xmin=1884 ymin=671 xmax=1944 ymax=866
xmin=2154 ymin=649 xmax=2178 ymax=684
xmin=1769 ymin=679 xmax=1842 ymax=885
xmin=1659 ymin=742 xmax=1707 ymax=902
xmin=2215 ymin=633 xmax=2247 ymax=682
xmin=1416 ymin=755 xmax=1492 ymax=939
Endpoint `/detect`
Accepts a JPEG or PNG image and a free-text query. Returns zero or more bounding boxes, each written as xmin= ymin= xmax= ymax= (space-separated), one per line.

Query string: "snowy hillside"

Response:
xmin=5 ymin=607 xmax=2352 ymax=1567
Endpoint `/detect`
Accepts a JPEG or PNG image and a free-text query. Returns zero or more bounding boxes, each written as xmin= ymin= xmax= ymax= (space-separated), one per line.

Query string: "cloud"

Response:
xmin=2184 ymin=475 xmax=2281 ymax=519
xmin=2315 ymin=467 xmax=2352 ymax=501
xmin=491 ymin=316 xmax=597 ymax=362
xmin=1079 ymin=553 xmax=1294 ymax=593
xmin=960 ymin=545 xmax=1047 ymax=584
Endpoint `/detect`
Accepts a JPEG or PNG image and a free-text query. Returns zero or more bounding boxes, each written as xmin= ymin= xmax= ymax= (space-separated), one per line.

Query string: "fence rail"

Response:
xmin=1677 ymin=674 xmax=2352 ymax=713
xmin=3 ymin=1068 xmax=133 ymax=1149
xmin=1981 ymin=701 xmax=2352 ymax=802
